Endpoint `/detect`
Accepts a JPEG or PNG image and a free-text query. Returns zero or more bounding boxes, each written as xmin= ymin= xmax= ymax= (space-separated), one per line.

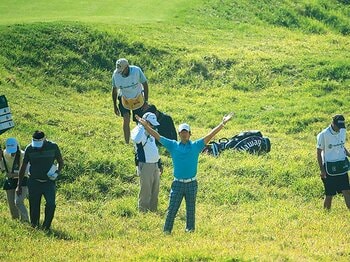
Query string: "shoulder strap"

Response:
xmin=11 ymin=149 xmax=20 ymax=173
xmin=142 ymin=135 xmax=150 ymax=148
xmin=2 ymin=154 xmax=9 ymax=173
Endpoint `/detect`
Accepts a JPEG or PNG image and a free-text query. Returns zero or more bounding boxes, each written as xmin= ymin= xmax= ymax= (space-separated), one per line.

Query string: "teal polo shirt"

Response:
xmin=160 ymin=136 xmax=205 ymax=179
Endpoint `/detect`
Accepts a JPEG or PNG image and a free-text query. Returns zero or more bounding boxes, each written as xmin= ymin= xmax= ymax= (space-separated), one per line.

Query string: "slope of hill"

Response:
xmin=0 ymin=0 xmax=350 ymax=261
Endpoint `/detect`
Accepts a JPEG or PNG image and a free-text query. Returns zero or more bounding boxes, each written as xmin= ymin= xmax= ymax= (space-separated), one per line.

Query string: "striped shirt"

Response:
xmin=23 ymin=141 xmax=62 ymax=180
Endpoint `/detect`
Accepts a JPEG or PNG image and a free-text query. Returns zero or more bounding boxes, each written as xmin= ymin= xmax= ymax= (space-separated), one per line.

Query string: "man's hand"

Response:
xmin=135 ymin=115 xmax=161 ymax=141
xmin=222 ymin=112 xmax=234 ymax=125
xmin=6 ymin=172 xmax=17 ymax=179
xmin=15 ymin=185 xmax=22 ymax=196
xmin=135 ymin=115 xmax=145 ymax=125
xmin=320 ymin=170 xmax=327 ymax=179
xmin=141 ymin=102 xmax=149 ymax=111
xmin=114 ymin=105 xmax=120 ymax=116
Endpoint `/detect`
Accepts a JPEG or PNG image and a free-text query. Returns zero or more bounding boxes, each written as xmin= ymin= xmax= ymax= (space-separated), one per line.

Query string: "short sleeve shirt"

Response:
xmin=23 ymin=141 xmax=62 ymax=180
xmin=160 ymin=137 xmax=205 ymax=179
xmin=111 ymin=65 xmax=147 ymax=99
xmin=131 ymin=125 xmax=160 ymax=163
xmin=317 ymin=126 xmax=347 ymax=163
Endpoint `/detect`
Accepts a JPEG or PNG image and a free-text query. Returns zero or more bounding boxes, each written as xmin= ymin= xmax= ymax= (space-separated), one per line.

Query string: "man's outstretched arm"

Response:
xmin=203 ymin=112 xmax=234 ymax=145
xmin=135 ymin=115 xmax=161 ymax=141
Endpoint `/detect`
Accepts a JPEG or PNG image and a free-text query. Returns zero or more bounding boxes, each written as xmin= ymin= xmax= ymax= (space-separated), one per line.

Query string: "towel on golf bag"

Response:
xmin=202 ymin=130 xmax=271 ymax=157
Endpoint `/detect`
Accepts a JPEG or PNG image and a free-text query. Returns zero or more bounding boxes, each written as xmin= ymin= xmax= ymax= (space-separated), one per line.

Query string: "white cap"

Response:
xmin=142 ymin=112 xmax=160 ymax=126
xmin=5 ymin=137 xmax=18 ymax=154
xmin=178 ymin=123 xmax=190 ymax=132
xmin=116 ymin=58 xmax=129 ymax=73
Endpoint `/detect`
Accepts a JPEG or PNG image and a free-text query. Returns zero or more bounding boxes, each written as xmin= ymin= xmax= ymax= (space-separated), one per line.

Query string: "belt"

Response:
xmin=174 ymin=177 xmax=196 ymax=183
xmin=35 ymin=179 xmax=48 ymax=183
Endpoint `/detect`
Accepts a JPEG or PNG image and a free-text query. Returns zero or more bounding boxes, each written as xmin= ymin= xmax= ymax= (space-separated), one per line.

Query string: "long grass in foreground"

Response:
xmin=1 ymin=196 xmax=350 ymax=261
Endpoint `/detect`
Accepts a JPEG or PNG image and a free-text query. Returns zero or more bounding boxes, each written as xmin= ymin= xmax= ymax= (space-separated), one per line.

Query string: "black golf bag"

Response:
xmin=202 ymin=130 xmax=271 ymax=157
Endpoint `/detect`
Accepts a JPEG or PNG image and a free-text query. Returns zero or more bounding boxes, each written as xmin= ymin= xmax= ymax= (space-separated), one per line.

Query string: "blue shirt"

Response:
xmin=160 ymin=136 xmax=205 ymax=179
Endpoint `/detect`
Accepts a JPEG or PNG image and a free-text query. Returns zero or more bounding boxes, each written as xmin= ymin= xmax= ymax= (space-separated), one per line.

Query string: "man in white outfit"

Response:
xmin=131 ymin=112 xmax=162 ymax=212
xmin=317 ymin=114 xmax=350 ymax=209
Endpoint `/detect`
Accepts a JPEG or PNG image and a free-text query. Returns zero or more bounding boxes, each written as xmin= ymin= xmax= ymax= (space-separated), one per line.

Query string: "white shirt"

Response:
xmin=131 ymin=125 xmax=160 ymax=163
xmin=317 ymin=125 xmax=347 ymax=163
xmin=111 ymin=65 xmax=147 ymax=99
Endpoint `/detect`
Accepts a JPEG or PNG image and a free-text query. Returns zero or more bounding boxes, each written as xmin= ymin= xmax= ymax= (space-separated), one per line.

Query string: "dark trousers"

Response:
xmin=27 ymin=178 xmax=56 ymax=229
xmin=164 ymin=180 xmax=198 ymax=232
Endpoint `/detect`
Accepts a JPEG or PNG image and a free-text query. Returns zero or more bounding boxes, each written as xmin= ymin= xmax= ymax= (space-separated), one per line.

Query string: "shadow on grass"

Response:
xmin=18 ymin=222 xmax=74 ymax=240
xmin=43 ymin=228 xmax=74 ymax=240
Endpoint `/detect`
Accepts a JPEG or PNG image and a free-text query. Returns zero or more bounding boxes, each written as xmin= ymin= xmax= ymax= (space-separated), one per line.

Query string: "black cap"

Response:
xmin=332 ymin=114 xmax=345 ymax=129
xmin=32 ymin=130 xmax=45 ymax=139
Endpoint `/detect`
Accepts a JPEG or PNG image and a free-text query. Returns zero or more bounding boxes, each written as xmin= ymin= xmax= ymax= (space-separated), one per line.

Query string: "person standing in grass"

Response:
xmin=136 ymin=113 xmax=233 ymax=233
xmin=317 ymin=114 xmax=350 ymax=209
xmin=112 ymin=58 xmax=149 ymax=144
xmin=0 ymin=138 xmax=29 ymax=222
xmin=131 ymin=112 xmax=163 ymax=212
xmin=16 ymin=131 xmax=64 ymax=230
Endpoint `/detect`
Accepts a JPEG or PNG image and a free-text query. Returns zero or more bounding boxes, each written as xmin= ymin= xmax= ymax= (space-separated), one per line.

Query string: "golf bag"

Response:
xmin=202 ymin=130 xmax=271 ymax=157
xmin=0 ymin=95 xmax=14 ymax=135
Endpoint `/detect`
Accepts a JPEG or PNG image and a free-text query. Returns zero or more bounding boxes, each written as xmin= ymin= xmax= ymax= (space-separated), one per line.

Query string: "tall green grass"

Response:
xmin=0 ymin=0 xmax=194 ymax=24
xmin=0 ymin=0 xmax=350 ymax=260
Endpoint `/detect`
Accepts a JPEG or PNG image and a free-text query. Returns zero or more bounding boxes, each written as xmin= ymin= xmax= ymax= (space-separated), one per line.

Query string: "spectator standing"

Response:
xmin=16 ymin=131 xmax=64 ymax=230
xmin=0 ymin=138 xmax=29 ymax=222
xmin=112 ymin=58 xmax=149 ymax=144
xmin=317 ymin=114 xmax=350 ymax=209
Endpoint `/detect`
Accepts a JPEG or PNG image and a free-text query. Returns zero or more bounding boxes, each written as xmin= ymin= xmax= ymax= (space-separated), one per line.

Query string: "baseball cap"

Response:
xmin=178 ymin=123 xmax=190 ymax=132
xmin=116 ymin=58 xmax=129 ymax=73
xmin=143 ymin=112 xmax=160 ymax=126
xmin=332 ymin=114 xmax=345 ymax=129
xmin=5 ymin=137 xmax=18 ymax=154
xmin=32 ymin=130 xmax=45 ymax=148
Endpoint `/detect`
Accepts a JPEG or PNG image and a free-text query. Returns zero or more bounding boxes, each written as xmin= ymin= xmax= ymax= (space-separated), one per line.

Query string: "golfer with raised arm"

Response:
xmin=136 ymin=112 xmax=233 ymax=234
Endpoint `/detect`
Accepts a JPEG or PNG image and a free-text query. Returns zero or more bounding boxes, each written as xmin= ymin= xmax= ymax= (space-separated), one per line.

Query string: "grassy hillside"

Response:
xmin=0 ymin=0 xmax=194 ymax=24
xmin=0 ymin=0 xmax=350 ymax=261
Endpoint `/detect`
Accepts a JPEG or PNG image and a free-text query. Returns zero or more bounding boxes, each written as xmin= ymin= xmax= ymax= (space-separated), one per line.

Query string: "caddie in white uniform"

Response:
xmin=112 ymin=58 xmax=149 ymax=144
xmin=317 ymin=114 xmax=350 ymax=209
xmin=131 ymin=112 xmax=162 ymax=212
